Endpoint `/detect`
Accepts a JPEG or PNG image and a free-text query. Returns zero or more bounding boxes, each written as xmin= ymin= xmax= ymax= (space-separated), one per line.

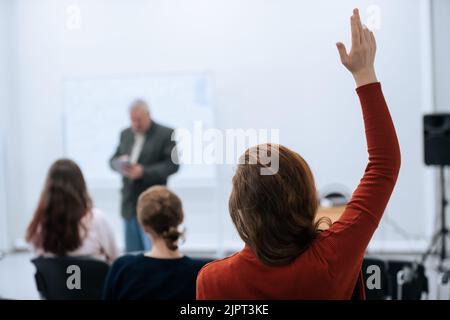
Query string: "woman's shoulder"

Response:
xmin=90 ymin=208 xmax=107 ymax=220
xmin=195 ymin=252 xmax=241 ymax=278
xmin=110 ymin=254 xmax=142 ymax=270
xmin=87 ymin=208 xmax=112 ymax=228
xmin=183 ymin=256 xmax=213 ymax=270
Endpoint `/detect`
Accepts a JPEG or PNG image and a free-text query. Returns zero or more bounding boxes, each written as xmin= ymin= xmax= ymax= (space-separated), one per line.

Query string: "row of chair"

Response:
xmin=31 ymin=256 xmax=429 ymax=300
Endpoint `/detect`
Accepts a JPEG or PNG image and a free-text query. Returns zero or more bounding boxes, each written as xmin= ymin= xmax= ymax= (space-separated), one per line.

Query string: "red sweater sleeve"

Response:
xmin=196 ymin=267 xmax=206 ymax=300
xmin=317 ymin=82 xmax=401 ymax=276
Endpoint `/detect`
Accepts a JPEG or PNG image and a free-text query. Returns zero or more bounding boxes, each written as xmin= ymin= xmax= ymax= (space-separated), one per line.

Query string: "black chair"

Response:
xmin=31 ymin=256 xmax=110 ymax=300
xmin=386 ymin=260 xmax=428 ymax=300
xmin=362 ymin=257 xmax=390 ymax=299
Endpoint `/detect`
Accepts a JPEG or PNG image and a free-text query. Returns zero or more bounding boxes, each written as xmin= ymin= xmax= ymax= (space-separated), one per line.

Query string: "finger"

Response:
xmin=362 ymin=25 xmax=370 ymax=44
xmin=336 ymin=42 xmax=348 ymax=64
xmin=351 ymin=14 xmax=360 ymax=47
xmin=353 ymin=8 xmax=363 ymax=44
xmin=370 ymin=31 xmax=376 ymax=49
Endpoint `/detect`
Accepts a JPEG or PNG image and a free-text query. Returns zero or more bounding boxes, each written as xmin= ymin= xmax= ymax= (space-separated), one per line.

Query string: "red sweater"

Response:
xmin=197 ymin=82 xmax=401 ymax=300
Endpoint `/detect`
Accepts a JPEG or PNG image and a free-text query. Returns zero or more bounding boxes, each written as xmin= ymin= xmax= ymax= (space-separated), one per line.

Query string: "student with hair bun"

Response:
xmin=102 ymin=186 xmax=210 ymax=300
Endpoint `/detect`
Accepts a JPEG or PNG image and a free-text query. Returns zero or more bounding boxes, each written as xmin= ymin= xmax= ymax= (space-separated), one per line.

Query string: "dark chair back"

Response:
xmin=386 ymin=260 xmax=428 ymax=300
xmin=362 ymin=257 xmax=390 ymax=299
xmin=31 ymin=256 xmax=110 ymax=300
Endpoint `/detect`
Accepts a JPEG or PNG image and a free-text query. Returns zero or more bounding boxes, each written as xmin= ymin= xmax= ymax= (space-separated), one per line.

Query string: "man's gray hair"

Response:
xmin=129 ymin=99 xmax=150 ymax=114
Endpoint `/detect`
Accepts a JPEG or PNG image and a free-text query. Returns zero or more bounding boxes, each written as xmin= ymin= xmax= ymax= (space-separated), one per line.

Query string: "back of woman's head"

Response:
xmin=26 ymin=159 xmax=92 ymax=256
xmin=229 ymin=143 xmax=327 ymax=266
xmin=137 ymin=186 xmax=184 ymax=251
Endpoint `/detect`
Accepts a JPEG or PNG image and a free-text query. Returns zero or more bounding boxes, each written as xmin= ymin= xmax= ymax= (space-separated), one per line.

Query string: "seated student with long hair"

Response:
xmin=102 ymin=186 xmax=210 ymax=300
xmin=26 ymin=159 xmax=119 ymax=264
xmin=196 ymin=9 xmax=401 ymax=300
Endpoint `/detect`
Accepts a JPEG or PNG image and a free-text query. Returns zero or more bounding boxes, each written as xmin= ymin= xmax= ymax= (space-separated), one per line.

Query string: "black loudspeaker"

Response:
xmin=424 ymin=113 xmax=450 ymax=166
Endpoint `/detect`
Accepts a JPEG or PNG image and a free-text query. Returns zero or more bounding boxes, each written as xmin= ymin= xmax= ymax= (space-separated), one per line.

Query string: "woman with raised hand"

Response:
xmin=197 ymin=8 xmax=401 ymax=299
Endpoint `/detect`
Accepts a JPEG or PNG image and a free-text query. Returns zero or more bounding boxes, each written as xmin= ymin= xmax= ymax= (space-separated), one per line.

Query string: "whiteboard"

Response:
xmin=63 ymin=73 xmax=216 ymax=188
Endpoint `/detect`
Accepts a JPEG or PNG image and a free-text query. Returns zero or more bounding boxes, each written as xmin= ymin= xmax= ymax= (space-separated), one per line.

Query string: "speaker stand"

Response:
xmin=421 ymin=166 xmax=450 ymax=284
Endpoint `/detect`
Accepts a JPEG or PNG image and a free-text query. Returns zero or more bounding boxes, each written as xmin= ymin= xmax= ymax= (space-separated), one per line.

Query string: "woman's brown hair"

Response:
xmin=137 ymin=186 xmax=184 ymax=251
xmin=229 ymin=143 xmax=330 ymax=266
xmin=26 ymin=159 xmax=92 ymax=256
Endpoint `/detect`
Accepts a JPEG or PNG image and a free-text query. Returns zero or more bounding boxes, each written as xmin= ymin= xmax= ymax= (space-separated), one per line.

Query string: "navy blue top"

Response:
xmin=102 ymin=254 xmax=210 ymax=300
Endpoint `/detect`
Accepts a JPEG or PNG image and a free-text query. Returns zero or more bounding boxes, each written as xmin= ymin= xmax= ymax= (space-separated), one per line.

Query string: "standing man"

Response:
xmin=110 ymin=99 xmax=179 ymax=252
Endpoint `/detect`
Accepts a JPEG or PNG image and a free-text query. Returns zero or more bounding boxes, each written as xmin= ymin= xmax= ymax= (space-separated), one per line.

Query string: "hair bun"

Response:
xmin=162 ymin=227 xmax=184 ymax=251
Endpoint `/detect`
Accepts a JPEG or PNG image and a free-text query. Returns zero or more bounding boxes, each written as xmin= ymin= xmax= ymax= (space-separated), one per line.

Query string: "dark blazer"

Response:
xmin=110 ymin=122 xmax=179 ymax=219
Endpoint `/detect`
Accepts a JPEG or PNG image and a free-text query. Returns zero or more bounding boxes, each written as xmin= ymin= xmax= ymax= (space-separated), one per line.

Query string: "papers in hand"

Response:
xmin=112 ymin=156 xmax=132 ymax=174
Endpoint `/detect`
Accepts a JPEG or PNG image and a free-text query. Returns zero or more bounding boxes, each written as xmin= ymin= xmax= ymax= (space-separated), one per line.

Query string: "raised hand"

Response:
xmin=336 ymin=8 xmax=378 ymax=87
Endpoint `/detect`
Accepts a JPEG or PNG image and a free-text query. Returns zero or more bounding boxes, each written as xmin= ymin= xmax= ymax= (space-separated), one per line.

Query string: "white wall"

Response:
xmin=3 ymin=0 xmax=437 ymax=253
xmin=432 ymin=0 xmax=450 ymax=111
xmin=2 ymin=0 xmax=27 ymax=251
xmin=0 ymin=0 xmax=11 ymax=251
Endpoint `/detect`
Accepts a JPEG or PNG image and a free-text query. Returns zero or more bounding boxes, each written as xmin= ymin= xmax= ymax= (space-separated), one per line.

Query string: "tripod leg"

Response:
xmin=441 ymin=232 xmax=447 ymax=263
xmin=422 ymin=232 xmax=441 ymax=263
xmin=438 ymin=166 xmax=448 ymax=266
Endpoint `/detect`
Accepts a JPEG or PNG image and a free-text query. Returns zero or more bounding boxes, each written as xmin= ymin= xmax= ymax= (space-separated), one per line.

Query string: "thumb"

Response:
xmin=336 ymin=42 xmax=348 ymax=64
